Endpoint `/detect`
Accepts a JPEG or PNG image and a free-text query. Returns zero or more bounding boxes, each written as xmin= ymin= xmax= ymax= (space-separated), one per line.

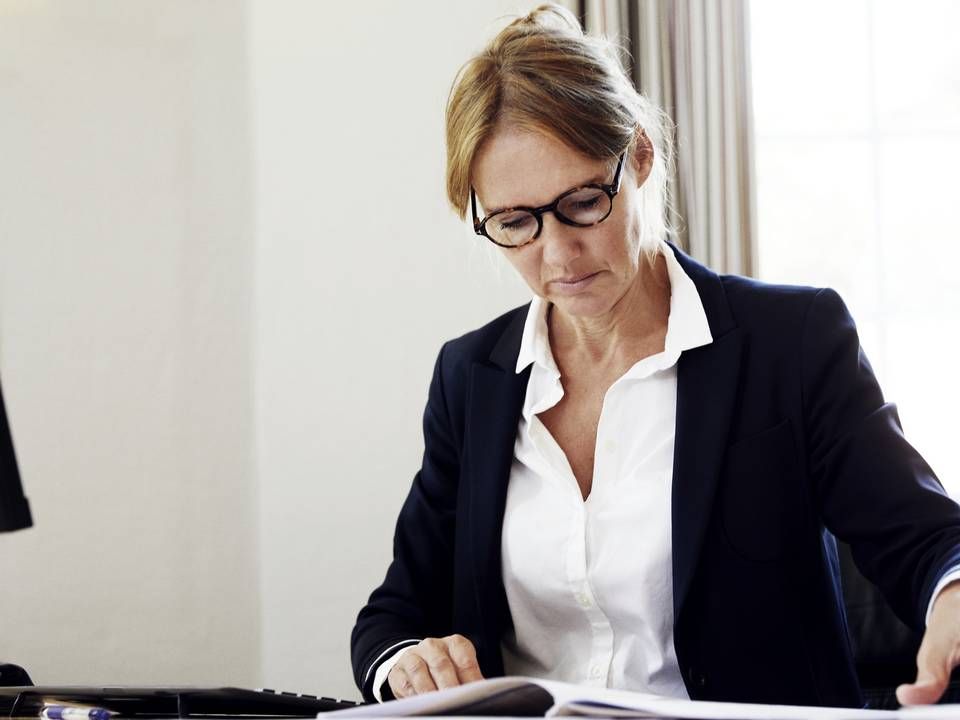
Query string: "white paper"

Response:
xmin=897 ymin=707 xmax=960 ymax=720
xmin=324 ymin=678 xmax=536 ymax=717
xmin=323 ymin=675 xmax=960 ymax=720
xmin=536 ymin=680 xmax=888 ymax=719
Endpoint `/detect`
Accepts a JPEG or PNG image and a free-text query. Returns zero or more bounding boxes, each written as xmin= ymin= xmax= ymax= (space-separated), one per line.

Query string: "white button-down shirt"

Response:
xmin=499 ymin=239 xmax=712 ymax=698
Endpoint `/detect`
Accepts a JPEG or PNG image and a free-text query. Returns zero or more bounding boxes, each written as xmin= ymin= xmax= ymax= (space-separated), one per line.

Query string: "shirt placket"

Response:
xmin=565 ymin=498 xmax=614 ymax=686
xmin=565 ymin=392 xmax=617 ymax=688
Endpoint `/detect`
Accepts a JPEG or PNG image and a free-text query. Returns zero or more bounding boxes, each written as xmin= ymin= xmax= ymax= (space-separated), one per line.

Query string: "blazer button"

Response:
xmin=688 ymin=666 xmax=708 ymax=691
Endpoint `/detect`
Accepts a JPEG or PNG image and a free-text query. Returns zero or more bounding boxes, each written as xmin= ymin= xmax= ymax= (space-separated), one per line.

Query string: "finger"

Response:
xmin=402 ymin=652 xmax=439 ymax=695
xmin=896 ymin=676 xmax=946 ymax=706
xmin=445 ymin=634 xmax=484 ymax=683
xmin=896 ymin=643 xmax=952 ymax=706
xmin=418 ymin=638 xmax=461 ymax=690
xmin=388 ymin=666 xmax=415 ymax=700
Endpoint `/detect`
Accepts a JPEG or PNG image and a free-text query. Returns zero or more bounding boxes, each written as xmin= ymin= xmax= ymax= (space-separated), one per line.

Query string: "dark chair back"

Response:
xmin=838 ymin=542 xmax=960 ymax=708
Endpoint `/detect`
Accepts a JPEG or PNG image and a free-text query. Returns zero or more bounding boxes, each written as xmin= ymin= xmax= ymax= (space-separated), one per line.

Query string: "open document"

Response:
xmin=325 ymin=676 xmax=960 ymax=719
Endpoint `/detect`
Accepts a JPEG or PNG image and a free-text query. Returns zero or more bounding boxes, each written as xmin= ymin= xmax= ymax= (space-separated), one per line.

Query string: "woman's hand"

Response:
xmin=388 ymin=634 xmax=484 ymax=699
xmin=897 ymin=581 xmax=960 ymax=705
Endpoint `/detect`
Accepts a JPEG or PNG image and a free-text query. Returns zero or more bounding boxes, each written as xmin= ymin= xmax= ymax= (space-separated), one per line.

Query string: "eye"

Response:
xmin=558 ymin=188 xmax=609 ymax=221
xmin=496 ymin=211 xmax=535 ymax=231
xmin=572 ymin=195 xmax=602 ymax=210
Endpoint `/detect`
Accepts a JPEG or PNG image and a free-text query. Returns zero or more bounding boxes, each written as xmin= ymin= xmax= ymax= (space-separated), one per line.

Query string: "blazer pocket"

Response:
xmin=720 ymin=418 xmax=800 ymax=562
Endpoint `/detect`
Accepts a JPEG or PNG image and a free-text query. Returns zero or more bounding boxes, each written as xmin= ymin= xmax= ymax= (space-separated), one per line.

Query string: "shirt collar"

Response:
xmin=516 ymin=294 xmax=556 ymax=376
xmin=515 ymin=238 xmax=714 ymax=376
xmin=661 ymin=239 xmax=714 ymax=357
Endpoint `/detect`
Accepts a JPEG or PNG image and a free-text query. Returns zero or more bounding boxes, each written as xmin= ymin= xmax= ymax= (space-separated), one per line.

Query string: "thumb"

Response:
xmin=897 ymin=659 xmax=949 ymax=706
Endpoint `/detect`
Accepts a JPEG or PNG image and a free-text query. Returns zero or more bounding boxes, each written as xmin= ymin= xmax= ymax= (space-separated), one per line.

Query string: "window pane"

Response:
xmin=883 ymin=314 xmax=960 ymax=495
xmin=750 ymin=0 xmax=871 ymax=135
xmin=755 ymin=139 xmax=881 ymax=323
xmin=874 ymin=0 xmax=960 ymax=133
xmin=877 ymin=137 xmax=960 ymax=312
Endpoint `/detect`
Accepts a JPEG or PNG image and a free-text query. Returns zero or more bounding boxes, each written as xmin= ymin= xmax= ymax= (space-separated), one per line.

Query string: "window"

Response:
xmin=750 ymin=0 xmax=960 ymax=496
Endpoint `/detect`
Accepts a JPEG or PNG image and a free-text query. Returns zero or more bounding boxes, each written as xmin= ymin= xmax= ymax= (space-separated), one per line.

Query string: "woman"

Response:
xmin=351 ymin=4 xmax=960 ymax=708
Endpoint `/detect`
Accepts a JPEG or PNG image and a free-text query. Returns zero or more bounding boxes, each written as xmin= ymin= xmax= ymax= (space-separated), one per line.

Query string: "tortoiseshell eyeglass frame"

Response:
xmin=470 ymin=152 xmax=626 ymax=248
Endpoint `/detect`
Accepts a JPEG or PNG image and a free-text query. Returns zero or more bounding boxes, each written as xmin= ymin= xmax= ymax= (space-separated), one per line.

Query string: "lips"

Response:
xmin=552 ymin=271 xmax=600 ymax=284
xmin=548 ymin=270 xmax=601 ymax=295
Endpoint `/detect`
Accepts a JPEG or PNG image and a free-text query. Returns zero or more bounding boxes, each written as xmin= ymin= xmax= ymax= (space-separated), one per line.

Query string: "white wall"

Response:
xmin=248 ymin=0 xmax=546 ymax=697
xmin=0 ymin=0 xmax=568 ymax=698
xmin=0 ymin=2 xmax=259 ymax=685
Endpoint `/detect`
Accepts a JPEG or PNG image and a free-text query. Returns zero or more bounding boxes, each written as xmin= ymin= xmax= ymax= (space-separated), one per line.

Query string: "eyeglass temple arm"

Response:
xmin=612 ymin=152 xmax=626 ymax=193
xmin=470 ymin=188 xmax=481 ymax=232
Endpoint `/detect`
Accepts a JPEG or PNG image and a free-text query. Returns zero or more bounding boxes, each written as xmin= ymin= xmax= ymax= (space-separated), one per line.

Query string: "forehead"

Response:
xmin=471 ymin=128 xmax=608 ymax=212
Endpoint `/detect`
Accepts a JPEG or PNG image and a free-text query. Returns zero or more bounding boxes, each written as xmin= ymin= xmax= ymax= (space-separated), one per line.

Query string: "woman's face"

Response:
xmin=471 ymin=127 xmax=652 ymax=320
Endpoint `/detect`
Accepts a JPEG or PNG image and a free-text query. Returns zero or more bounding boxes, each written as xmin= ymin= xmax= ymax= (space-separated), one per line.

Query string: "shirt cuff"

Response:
xmin=368 ymin=639 xmax=420 ymax=702
xmin=926 ymin=567 xmax=960 ymax=626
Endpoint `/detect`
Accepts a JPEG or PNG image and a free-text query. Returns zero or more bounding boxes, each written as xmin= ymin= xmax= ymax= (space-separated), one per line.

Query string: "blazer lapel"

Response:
xmin=669 ymin=244 xmax=745 ymax=622
xmin=464 ymin=307 xmax=530 ymax=670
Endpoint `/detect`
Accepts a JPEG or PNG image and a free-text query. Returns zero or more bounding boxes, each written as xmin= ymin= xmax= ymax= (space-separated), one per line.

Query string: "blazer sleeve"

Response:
xmin=350 ymin=341 xmax=460 ymax=700
xmin=802 ymin=288 xmax=960 ymax=630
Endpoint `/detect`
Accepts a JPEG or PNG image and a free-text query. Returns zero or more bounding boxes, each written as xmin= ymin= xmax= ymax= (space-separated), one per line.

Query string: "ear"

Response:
xmin=629 ymin=128 xmax=655 ymax=187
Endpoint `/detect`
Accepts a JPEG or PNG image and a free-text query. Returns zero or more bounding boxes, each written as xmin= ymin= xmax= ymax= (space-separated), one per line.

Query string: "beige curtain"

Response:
xmin=584 ymin=0 xmax=757 ymax=277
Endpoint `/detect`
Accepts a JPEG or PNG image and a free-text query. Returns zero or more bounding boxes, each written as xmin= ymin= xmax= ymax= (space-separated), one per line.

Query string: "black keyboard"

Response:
xmin=0 ymin=686 xmax=364 ymax=718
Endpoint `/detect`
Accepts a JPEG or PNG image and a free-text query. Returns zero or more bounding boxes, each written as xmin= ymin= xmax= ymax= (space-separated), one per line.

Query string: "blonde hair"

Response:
xmin=445 ymin=3 xmax=675 ymax=258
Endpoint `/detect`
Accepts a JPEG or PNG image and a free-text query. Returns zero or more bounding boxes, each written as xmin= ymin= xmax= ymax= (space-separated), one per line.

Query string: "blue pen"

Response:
xmin=41 ymin=706 xmax=114 ymax=720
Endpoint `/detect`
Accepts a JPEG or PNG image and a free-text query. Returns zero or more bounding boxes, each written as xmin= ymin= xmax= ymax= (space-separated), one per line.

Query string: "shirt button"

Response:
xmin=604 ymin=439 xmax=617 ymax=454
xmin=576 ymin=592 xmax=591 ymax=608
xmin=590 ymin=664 xmax=603 ymax=679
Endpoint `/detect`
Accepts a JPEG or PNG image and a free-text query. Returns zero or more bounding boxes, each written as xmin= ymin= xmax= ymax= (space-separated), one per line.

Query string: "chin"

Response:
xmin=548 ymin=293 xmax=615 ymax=319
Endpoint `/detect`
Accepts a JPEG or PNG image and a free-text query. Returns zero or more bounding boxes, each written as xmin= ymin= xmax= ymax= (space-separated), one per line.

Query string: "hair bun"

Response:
xmin=509 ymin=3 xmax=583 ymax=36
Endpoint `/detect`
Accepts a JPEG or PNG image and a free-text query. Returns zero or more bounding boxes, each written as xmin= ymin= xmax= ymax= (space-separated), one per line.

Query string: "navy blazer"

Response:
xmin=351 ymin=243 xmax=960 ymax=706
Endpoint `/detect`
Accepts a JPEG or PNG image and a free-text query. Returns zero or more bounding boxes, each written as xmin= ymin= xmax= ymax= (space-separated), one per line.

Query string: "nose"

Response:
xmin=538 ymin=212 xmax=582 ymax=267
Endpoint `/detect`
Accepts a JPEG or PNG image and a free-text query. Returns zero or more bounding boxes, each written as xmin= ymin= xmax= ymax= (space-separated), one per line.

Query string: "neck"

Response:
xmin=549 ymin=252 xmax=671 ymax=367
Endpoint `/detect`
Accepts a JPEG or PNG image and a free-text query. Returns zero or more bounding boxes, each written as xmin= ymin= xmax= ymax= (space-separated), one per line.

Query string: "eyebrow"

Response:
xmin=481 ymin=170 xmax=610 ymax=217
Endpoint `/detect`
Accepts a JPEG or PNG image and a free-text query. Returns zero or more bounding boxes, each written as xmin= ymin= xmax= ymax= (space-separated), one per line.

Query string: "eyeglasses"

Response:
xmin=470 ymin=152 xmax=626 ymax=248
